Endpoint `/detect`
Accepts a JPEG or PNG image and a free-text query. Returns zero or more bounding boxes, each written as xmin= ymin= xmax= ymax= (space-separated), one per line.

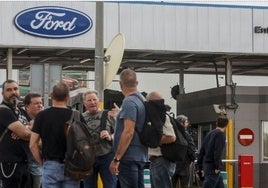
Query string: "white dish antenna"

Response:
xmin=104 ymin=33 xmax=125 ymax=89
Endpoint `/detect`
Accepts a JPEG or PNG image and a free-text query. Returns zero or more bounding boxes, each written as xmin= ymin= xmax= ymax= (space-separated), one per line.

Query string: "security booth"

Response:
xmin=176 ymin=85 xmax=268 ymax=188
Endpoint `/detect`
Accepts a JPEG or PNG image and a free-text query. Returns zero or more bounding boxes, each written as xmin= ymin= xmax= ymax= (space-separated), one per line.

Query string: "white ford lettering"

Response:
xmin=30 ymin=11 xmax=77 ymax=31
xmin=14 ymin=6 xmax=93 ymax=38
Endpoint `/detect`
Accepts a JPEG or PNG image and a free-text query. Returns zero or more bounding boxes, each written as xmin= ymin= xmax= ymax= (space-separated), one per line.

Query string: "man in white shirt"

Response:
xmin=147 ymin=91 xmax=176 ymax=188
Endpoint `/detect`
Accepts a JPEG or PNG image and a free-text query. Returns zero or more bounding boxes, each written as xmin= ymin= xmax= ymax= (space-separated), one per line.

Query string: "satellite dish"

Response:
xmin=104 ymin=33 xmax=125 ymax=89
xmin=171 ymin=84 xmax=180 ymax=99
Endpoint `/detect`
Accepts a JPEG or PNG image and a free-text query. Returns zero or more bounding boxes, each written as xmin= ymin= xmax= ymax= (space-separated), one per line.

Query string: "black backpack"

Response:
xmin=64 ymin=110 xmax=95 ymax=181
xmin=185 ymin=130 xmax=197 ymax=162
xmin=132 ymin=93 xmax=167 ymax=148
xmin=161 ymin=113 xmax=189 ymax=162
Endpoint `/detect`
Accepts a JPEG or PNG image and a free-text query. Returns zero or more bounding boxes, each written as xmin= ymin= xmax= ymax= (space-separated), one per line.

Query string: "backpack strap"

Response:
xmin=0 ymin=128 xmax=8 ymax=143
xmin=130 ymin=93 xmax=146 ymax=134
xmin=100 ymin=110 xmax=108 ymax=131
xmin=0 ymin=104 xmax=11 ymax=143
xmin=72 ymin=110 xmax=81 ymax=122
xmin=0 ymin=104 xmax=9 ymax=109
xmin=130 ymin=93 xmax=146 ymax=103
xmin=166 ymin=112 xmax=188 ymax=144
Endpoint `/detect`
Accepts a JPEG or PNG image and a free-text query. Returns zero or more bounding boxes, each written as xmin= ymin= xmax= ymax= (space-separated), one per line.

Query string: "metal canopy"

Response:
xmin=1 ymin=47 xmax=268 ymax=76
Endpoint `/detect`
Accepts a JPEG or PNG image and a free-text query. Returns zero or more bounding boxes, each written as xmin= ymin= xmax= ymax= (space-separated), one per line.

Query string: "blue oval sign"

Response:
xmin=14 ymin=6 xmax=93 ymax=38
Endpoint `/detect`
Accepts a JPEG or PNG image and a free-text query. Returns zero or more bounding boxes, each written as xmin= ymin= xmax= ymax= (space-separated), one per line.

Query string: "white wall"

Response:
xmin=2 ymin=1 xmax=266 ymax=53
xmin=117 ymin=3 xmax=252 ymax=53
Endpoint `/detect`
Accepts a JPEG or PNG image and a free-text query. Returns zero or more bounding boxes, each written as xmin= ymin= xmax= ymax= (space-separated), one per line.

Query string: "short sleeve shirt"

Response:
xmin=32 ymin=107 xmax=72 ymax=160
xmin=113 ymin=93 xmax=148 ymax=162
xmin=148 ymin=115 xmax=176 ymax=156
xmin=163 ymin=115 xmax=176 ymax=137
xmin=0 ymin=105 xmax=29 ymax=162
xmin=82 ymin=110 xmax=114 ymax=156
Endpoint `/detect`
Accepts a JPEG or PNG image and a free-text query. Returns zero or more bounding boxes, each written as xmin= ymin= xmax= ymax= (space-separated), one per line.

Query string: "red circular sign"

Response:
xmin=238 ymin=128 xmax=254 ymax=146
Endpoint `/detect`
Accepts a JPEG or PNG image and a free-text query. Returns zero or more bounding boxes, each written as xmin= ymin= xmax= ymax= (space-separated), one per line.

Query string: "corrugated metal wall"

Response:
xmin=253 ymin=9 xmax=268 ymax=52
xmin=117 ymin=3 xmax=253 ymax=52
xmin=0 ymin=2 xmax=268 ymax=53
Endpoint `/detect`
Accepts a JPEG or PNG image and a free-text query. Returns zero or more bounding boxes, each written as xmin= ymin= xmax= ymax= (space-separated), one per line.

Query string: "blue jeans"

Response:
xmin=42 ymin=161 xmax=80 ymax=188
xmin=28 ymin=155 xmax=42 ymax=188
xmin=117 ymin=160 xmax=146 ymax=188
xmin=150 ymin=156 xmax=176 ymax=188
xmin=83 ymin=153 xmax=117 ymax=188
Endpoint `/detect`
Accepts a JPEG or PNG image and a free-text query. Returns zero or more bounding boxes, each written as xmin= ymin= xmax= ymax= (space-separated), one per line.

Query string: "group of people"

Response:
xmin=0 ymin=68 xmax=229 ymax=188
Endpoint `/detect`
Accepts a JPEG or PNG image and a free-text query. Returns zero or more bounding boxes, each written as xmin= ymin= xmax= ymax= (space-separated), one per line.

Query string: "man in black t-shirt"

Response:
xmin=30 ymin=82 xmax=81 ymax=188
xmin=0 ymin=80 xmax=32 ymax=188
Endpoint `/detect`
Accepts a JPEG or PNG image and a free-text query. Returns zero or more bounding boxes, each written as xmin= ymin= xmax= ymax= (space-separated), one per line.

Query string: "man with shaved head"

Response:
xmin=146 ymin=91 xmax=176 ymax=188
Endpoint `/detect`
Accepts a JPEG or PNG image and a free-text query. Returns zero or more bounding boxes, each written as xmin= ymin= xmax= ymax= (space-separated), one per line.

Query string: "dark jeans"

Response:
xmin=203 ymin=173 xmax=224 ymax=188
xmin=83 ymin=152 xmax=117 ymax=188
xmin=0 ymin=162 xmax=28 ymax=188
xmin=172 ymin=174 xmax=190 ymax=188
xmin=28 ymin=174 xmax=42 ymax=188
xmin=150 ymin=156 xmax=175 ymax=188
xmin=117 ymin=160 xmax=146 ymax=188
xmin=203 ymin=164 xmax=224 ymax=188
xmin=172 ymin=165 xmax=190 ymax=188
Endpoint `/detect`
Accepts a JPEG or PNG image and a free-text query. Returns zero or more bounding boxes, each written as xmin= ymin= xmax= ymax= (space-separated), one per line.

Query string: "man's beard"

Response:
xmin=4 ymin=95 xmax=19 ymax=109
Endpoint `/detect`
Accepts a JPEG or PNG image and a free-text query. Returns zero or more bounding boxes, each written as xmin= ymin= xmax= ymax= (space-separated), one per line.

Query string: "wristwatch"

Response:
xmin=113 ymin=157 xmax=120 ymax=163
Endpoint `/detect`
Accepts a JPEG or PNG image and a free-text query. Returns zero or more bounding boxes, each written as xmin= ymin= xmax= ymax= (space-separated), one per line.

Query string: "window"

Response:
xmin=262 ymin=121 xmax=268 ymax=162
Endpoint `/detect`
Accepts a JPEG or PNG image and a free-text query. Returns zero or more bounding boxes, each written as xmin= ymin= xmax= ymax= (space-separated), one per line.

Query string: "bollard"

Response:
xmin=144 ymin=168 xmax=151 ymax=188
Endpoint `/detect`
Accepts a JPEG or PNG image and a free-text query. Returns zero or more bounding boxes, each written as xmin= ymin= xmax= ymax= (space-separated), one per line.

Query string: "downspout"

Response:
xmin=225 ymin=58 xmax=234 ymax=188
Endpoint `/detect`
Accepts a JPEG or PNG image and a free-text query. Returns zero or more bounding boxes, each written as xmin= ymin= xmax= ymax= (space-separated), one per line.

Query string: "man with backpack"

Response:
xmin=172 ymin=115 xmax=197 ymax=188
xmin=109 ymin=69 xmax=148 ymax=188
xmin=82 ymin=90 xmax=117 ymax=188
xmin=146 ymin=91 xmax=177 ymax=188
xmin=30 ymin=82 xmax=84 ymax=188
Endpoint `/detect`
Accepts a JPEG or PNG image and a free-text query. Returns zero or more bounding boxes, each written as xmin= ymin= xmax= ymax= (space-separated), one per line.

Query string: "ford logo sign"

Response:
xmin=14 ymin=6 xmax=93 ymax=38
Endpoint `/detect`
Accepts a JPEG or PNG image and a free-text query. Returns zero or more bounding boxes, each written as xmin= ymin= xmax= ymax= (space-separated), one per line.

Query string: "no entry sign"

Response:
xmin=238 ymin=128 xmax=254 ymax=146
